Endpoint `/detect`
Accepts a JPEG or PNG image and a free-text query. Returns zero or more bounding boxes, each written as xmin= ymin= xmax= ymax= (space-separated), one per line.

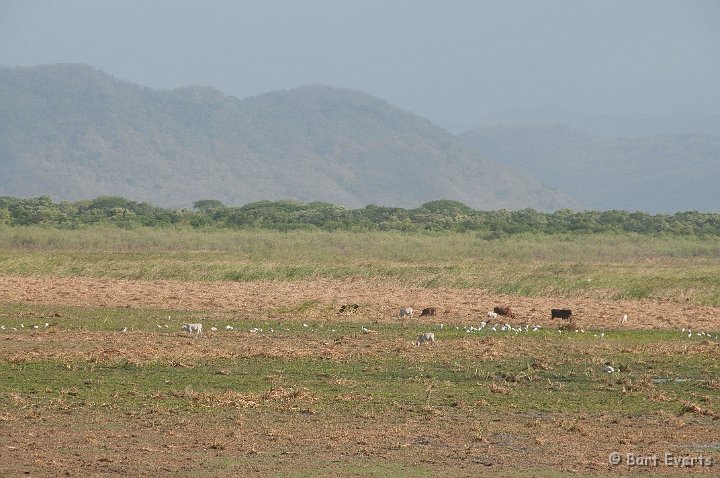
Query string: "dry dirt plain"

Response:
xmin=1 ymin=275 xmax=719 ymax=330
xmin=1 ymin=275 xmax=719 ymax=477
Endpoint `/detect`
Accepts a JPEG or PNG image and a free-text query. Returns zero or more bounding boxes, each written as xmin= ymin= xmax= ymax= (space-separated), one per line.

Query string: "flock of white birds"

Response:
xmin=0 ymin=308 xmax=717 ymax=378
xmin=1 ymin=309 xmax=716 ymax=376
xmin=0 ymin=311 xmax=717 ymax=342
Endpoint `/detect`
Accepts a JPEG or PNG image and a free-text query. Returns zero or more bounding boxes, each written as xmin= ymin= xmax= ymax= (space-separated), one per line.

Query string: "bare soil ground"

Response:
xmin=0 ymin=275 xmax=718 ymax=330
xmin=2 ymin=407 xmax=718 ymax=477
xmin=1 ymin=275 xmax=719 ymax=477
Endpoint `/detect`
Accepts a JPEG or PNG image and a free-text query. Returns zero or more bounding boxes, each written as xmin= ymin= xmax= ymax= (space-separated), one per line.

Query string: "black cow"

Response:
xmin=551 ymin=308 xmax=572 ymax=320
xmin=419 ymin=307 xmax=436 ymax=317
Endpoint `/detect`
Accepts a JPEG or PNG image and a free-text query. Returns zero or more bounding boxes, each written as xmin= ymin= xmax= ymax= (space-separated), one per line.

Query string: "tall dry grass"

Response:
xmin=1 ymin=226 xmax=719 ymax=304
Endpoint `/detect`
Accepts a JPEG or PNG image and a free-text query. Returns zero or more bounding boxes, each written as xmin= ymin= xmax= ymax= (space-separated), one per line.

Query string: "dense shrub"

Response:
xmin=0 ymin=196 xmax=719 ymax=236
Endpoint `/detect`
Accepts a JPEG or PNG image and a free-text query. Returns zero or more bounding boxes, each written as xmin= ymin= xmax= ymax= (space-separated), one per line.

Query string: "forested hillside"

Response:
xmin=0 ymin=64 xmax=574 ymax=211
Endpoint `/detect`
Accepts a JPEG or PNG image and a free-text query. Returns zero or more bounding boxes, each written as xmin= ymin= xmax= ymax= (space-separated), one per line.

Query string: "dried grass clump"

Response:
xmin=679 ymin=401 xmax=718 ymax=418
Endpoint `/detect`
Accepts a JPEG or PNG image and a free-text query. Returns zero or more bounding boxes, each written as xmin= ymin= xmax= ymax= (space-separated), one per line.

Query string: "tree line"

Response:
xmin=1 ymin=196 xmax=719 ymax=236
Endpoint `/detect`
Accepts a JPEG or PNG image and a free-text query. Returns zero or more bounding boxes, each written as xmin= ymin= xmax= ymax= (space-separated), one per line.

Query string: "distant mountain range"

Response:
xmin=0 ymin=64 xmax=575 ymax=210
xmin=3 ymin=64 xmax=717 ymax=213
xmin=474 ymin=107 xmax=720 ymax=137
xmin=460 ymin=125 xmax=720 ymax=213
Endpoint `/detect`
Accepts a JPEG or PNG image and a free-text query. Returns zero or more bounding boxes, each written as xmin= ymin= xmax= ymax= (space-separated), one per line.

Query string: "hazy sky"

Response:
xmin=1 ymin=0 xmax=719 ymax=132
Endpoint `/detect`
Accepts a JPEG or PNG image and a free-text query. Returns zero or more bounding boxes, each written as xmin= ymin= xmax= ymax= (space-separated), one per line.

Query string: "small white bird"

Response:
xmin=32 ymin=325 xmax=39 ymax=330
xmin=604 ymin=364 xmax=616 ymax=373
xmin=121 ymin=327 xmax=128 ymax=333
xmin=225 ymin=325 xmax=234 ymax=331
xmin=20 ymin=324 xmax=24 ymax=328
xmin=210 ymin=327 xmax=218 ymax=332
xmin=621 ymin=314 xmax=628 ymax=324
xmin=0 ymin=325 xmax=5 ymax=330
xmin=44 ymin=323 xmax=49 ymax=328
xmin=439 ymin=323 xmax=444 ymax=330
xmin=303 ymin=323 xmax=308 ymax=327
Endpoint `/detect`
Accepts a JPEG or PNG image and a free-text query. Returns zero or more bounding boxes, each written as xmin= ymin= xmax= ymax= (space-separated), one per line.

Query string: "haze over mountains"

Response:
xmin=460 ymin=125 xmax=720 ymax=213
xmin=473 ymin=107 xmax=720 ymax=138
xmin=1 ymin=63 xmax=718 ymax=213
xmin=0 ymin=64 xmax=575 ymax=211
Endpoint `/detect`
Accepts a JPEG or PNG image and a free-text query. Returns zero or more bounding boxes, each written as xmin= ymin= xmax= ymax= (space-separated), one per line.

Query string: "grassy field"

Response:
xmin=1 ymin=228 xmax=719 ymax=476
xmin=1 ymin=227 xmax=720 ymax=305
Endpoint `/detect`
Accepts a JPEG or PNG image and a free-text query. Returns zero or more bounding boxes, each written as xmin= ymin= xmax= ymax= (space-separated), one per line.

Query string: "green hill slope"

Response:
xmin=0 ymin=64 xmax=575 ymax=210
xmin=460 ymin=125 xmax=720 ymax=212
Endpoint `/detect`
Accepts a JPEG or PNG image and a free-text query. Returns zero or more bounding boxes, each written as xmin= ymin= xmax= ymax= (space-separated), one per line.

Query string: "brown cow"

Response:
xmin=419 ymin=307 xmax=436 ymax=317
xmin=493 ymin=306 xmax=515 ymax=318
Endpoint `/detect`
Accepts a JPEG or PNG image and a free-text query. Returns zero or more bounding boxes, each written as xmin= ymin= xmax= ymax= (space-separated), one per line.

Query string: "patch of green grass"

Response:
xmin=340 ymin=462 xmax=435 ymax=477
xmin=2 ymin=320 xmax=717 ymax=419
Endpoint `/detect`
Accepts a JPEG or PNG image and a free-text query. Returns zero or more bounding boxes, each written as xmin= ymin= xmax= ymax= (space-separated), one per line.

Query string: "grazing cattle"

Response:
xmin=338 ymin=303 xmax=360 ymax=314
xmin=493 ymin=306 xmax=515 ymax=319
xmin=419 ymin=307 xmax=436 ymax=317
xmin=551 ymin=309 xmax=572 ymax=320
xmin=181 ymin=323 xmax=203 ymax=335
xmin=399 ymin=307 xmax=414 ymax=319
xmin=414 ymin=332 xmax=435 ymax=346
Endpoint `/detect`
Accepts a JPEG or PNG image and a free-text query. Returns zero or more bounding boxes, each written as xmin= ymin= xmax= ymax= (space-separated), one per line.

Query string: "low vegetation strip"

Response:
xmin=2 ymin=195 xmax=720 ymax=235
